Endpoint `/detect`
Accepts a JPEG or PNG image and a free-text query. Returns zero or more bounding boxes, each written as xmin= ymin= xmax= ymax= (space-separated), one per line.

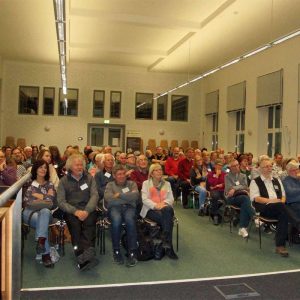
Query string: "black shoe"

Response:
xmin=113 ymin=250 xmax=124 ymax=265
xmin=42 ymin=254 xmax=54 ymax=268
xmin=165 ymin=247 xmax=178 ymax=260
xmin=77 ymin=257 xmax=99 ymax=271
xmin=126 ymin=252 xmax=138 ymax=267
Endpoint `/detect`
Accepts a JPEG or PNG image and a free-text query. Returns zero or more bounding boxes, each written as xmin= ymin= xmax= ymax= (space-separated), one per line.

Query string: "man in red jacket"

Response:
xmin=178 ymin=148 xmax=194 ymax=208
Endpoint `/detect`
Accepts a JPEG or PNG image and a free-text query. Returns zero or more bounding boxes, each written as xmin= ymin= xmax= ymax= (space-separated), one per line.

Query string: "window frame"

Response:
xmin=93 ymin=90 xmax=105 ymax=118
xmin=135 ymin=92 xmax=154 ymax=120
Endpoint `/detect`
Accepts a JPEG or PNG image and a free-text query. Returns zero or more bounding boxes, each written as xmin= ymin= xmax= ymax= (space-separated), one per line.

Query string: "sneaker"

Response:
xmin=275 ymin=246 xmax=289 ymax=257
xmin=113 ymin=250 xmax=124 ymax=265
xmin=238 ymin=227 xmax=249 ymax=238
xmin=126 ymin=252 xmax=138 ymax=267
xmin=213 ymin=215 xmax=219 ymax=225
xmin=42 ymin=254 xmax=54 ymax=268
xmin=255 ymin=219 xmax=264 ymax=228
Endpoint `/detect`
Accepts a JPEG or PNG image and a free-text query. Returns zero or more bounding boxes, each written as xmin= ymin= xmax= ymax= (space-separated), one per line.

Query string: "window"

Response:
xmin=19 ymin=86 xmax=39 ymax=115
xmin=171 ymin=95 xmax=188 ymax=121
xmin=212 ymin=113 xmax=218 ymax=150
xmin=59 ymin=88 xmax=78 ymax=116
xmin=157 ymin=95 xmax=168 ymax=120
xmin=110 ymin=91 xmax=121 ymax=118
xmin=235 ymin=110 xmax=245 ymax=153
xmin=43 ymin=87 xmax=55 ymax=115
xmin=135 ymin=92 xmax=153 ymax=119
xmin=93 ymin=90 xmax=105 ymax=117
xmin=267 ymin=105 xmax=282 ymax=157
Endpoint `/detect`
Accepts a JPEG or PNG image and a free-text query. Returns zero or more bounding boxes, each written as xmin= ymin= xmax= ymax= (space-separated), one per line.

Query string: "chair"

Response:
xmin=181 ymin=140 xmax=189 ymax=151
xmin=226 ymin=205 xmax=241 ymax=233
xmin=96 ymin=201 xmax=111 ymax=255
xmin=170 ymin=140 xmax=178 ymax=150
xmin=5 ymin=136 xmax=15 ymax=148
xmin=17 ymin=138 xmax=26 ymax=148
xmin=147 ymin=139 xmax=156 ymax=153
xmin=191 ymin=140 xmax=199 ymax=149
xmin=160 ymin=140 xmax=168 ymax=150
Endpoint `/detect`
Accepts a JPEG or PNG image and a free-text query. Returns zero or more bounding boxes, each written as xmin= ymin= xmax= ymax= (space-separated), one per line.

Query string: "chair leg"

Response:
xmin=258 ymin=220 xmax=262 ymax=249
xmin=176 ymin=222 xmax=179 ymax=252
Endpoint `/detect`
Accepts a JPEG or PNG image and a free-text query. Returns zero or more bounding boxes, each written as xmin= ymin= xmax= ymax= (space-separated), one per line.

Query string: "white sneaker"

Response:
xmin=238 ymin=227 xmax=249 ymax=238
xmin=255 ymin=219 xmax=264 ymax=228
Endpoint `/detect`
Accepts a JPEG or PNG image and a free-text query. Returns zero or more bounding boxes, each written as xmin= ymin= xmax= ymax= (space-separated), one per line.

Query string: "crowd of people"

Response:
xmin=1 ymin=143 xmax=300 ymax=270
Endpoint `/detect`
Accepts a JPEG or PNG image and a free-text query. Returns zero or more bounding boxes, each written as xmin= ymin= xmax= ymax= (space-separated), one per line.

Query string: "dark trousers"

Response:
xmin=179 ymin=180 xmax=190 ymax=206
xmin=146 ymin=205 xmax=174 ymax=245
xmin=260 ymin=203 xmax=288 ymax=247
xmin=210 ymin=190 xmax=225 ymax=216
xmin=166 ymin=176 xmax=179 ymax=199
xmin=65 ymin=211 xmax=97 ymax=253
xmin=227 ymin=195 xmax=254 ymax=228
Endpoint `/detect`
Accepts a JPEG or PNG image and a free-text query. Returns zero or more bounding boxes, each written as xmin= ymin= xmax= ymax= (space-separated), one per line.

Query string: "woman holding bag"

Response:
xmin=23 ymin=160 xmax=57 ymax=268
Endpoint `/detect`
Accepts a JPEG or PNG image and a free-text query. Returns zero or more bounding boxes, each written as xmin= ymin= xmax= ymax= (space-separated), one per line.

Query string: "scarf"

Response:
xmin=148 ymin=178 xmax=169 ymax=204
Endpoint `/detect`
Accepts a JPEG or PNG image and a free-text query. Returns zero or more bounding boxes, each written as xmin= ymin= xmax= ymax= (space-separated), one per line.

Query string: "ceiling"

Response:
xmin=0 ymin=0 xmax=300 ymax=75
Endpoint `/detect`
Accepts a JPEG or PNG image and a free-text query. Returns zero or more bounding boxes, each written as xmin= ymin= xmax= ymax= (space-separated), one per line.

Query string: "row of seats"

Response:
xmin=147 ymin=139 xmax=199 ymax=153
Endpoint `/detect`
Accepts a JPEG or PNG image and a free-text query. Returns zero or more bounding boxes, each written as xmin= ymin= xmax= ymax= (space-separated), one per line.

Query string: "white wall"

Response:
xmin=1 ymin=61 xmax=202 ymax=152
xmin=201 ymin=36 xmax=300 ymax=157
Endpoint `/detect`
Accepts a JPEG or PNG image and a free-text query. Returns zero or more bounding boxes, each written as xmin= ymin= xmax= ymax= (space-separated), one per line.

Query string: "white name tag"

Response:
xmin=226 ymin=169 xmax=230 ymax=173
xmin=235 ymin=181 xmax=240 ymax=186
xmin=104 ymin=172 xmax=111 ymax=178
xmin=274 ymin=185 xmax=279 ymax=190
xmin=208 ymin=168 xmax=212 ymax=172
xmin=32 ymin=181 xmax=39 ymax=188
xmin=248 ymin=175 xmax=251 ymax=179
xmin=80 ymin=183 xmax=88 ymax=190
xmin=54 ymin=164 xmax=58 ymax=169
xmin=122 ymin=187 xmax=130 ymax=193
xmin=213 ymin=174 xmax=217 ymax=178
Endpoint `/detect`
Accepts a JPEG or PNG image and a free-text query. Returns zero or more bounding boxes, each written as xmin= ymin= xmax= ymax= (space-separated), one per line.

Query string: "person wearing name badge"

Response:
xmin=104 ymin=165 xmax=139 ymax=267
xmin=225 ymin=160 xmax=254 ymax=238
xmin=57 ymin=154 xmax=99 ymax=270
xmin=94 ymin=153 xmax=115 ymax=200
xmin=249 ymin=158 xmax=290 ymax=257
xmin=206 ymin=159 xmax=226 ymax=225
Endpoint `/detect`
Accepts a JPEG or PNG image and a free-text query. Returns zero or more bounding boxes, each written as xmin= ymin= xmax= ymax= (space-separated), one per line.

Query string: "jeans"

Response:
xmin=227 ymin=195 xmax=254 ymax=228
xmin=108 ymin=204 xmax=137 ymax=252
xmin=179 ymin=180 xmax=190 ymax=206
xmin=166 ymin=176 xmax=179 ymax=198
xmin=194 ymin=185 xmax=207 ymax=209
xmin=23 ymin=208 xmax=53 ymax=254
xmin=64 ymin=211 xmax=97 ymax=253
xmin=146 ymin=205 xmax=174 ymax=244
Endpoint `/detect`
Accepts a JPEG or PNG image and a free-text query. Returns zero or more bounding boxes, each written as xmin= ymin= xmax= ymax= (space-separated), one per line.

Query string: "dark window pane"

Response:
xmin=268 ymin=106 xmax=273 ymax=129
xmin=267 ymin=133 xmax=273 ymax=157
xmin=275 ymin=105 xmax=281 ymax=128
xmin=157 ymin=95 xmax=167 ymax=120
xmin=275 ymin=132 xmax=282 ymax=154
xmin=239 ymin=133 xmax=244 ymax=153
xmin=171 ymin=95 xmax=188 ymax=121
xmin=43 ymin=87 xmax=54 ymax=115
xmin=236 ymin=111 xmax=240 ymax=131
xmin=136 ymin=92 xmax=153 ymax=119
xmin=93 ymin=90 xmax=105 ymax=117
xmin=91 ymin=127 xmax=104 ymax=147
xmin=19 ymin=86 xmax=39 ymax=115
xmin=110 ymin=91 xmax=121 ymax=118
xmin=59 ymin=88 xmax=78 ymax=116
xmin=241 ymin=110 xmax=245 ymax=131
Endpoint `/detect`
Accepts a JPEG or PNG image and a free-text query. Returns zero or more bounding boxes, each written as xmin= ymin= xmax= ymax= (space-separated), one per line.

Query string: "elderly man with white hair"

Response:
xmin=57 ymin=153 xmax=99 ymax=271
xmin=282 ymin=161 xmax=300 ymax=222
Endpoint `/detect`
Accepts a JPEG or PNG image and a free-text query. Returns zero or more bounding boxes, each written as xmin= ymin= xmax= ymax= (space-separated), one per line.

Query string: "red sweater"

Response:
xmin=165 ymin=157 xmax=182 ymax=176
xmin=207 ymin=171 xmax=225 ymax=191
xmin=130 ymin=169 xmax=148 ymax=191
xmin=178 ymin=158 xmax=193 ymax=181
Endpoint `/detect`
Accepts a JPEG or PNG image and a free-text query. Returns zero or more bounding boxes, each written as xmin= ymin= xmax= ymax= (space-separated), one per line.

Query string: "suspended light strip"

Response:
xmin=154 ymin=28 xmax=300 ymax=100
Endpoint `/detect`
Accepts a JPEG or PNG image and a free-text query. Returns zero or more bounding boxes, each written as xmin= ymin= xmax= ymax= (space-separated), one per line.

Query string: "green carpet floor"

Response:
xmin=21 ymin=205 xmax=300 ymax=289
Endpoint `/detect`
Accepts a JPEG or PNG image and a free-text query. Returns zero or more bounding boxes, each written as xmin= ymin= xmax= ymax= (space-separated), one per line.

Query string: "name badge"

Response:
xmin=80 ymin=183 xmax=88 ymax=190
xmin=248 ymin=175 xmax=251 ymax=179
xmin=213 ymin=174 xmax=217 ymax=178
xmin=122 ymin=187 xmax=130 ymax=193
xmin=54 ymin=164 xmax=58 ymax=169
xmin=274 ymin=185 xmax=279 ymax=190
xmin=208 ymin=168 xmax=212 ymax=172
xmin=104 ymin=172 xmax=111 ymax=178
xmin=235 ymin=181 xmax=240 ymax=186
xmin=226 ymin=169 xmax=230 ymax=173
xmin=32 ymin=181 xmax=39 ymax=188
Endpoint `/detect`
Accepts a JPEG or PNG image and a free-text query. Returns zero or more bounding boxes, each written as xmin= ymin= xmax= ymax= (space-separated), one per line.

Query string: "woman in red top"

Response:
xmin=207 ymin=159 xmax=226 ymax=225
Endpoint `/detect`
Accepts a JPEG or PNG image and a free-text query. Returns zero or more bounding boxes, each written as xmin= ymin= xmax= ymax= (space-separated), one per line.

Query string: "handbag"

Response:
xmin=233 ymin=189 xmax=249 ymax=197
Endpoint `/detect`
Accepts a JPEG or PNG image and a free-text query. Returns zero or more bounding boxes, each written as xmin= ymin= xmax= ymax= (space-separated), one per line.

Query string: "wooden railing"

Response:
xmin=0 ymin=173 xmax=31 ymax=300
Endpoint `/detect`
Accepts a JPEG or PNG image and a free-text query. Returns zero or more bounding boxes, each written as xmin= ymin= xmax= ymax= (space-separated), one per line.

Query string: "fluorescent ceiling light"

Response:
xmin=243 ymin=45 xmax=270 ymax=58
xmin=61 ymin=73 xmax=66 ymax=81
xmin=202 ymin=68 xmax=220 ymax=77
xmin=61 ymin=65 xmax=66 ymax=74
xmin=220 ymin=58 xmax=240 ymax=69
xmin=189 ymin=75 xmax=203 ymax=83
xmin=62 ymin=86 xmax=67 ymax=95
xmin=168 ymin=87 xmax=178 ymax=93
xmin=54 ymin=0 xmax=64 ymax=22
xmin=59 ymin=41 xmax=65 ymax=55
xmin=177 ymin=82 xmax=189 ymax=89
xmin=273 ymin=30 xmax=300 ymax=45
xmin=57 ymin=22 xmax=65 ymax=40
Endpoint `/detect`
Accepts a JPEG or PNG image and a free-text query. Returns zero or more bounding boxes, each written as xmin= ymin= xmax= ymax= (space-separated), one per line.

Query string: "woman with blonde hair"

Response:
xmin=141 ymin=163 xmax=178 ymax=259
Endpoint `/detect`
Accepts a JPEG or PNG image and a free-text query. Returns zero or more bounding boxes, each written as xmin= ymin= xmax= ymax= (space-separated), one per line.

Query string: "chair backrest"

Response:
xmin=160 ymin=139 xmax=168 ymax=149
xmin=170 ymin=140 xmax=178 ymax=150
xmin=5 ymin=136 xmax=15 ymax=148
xmin=147 ymin=139 xmax=156 ymax=153
xmin=17 ymin=138 xmax=26 ymax=149
xmin=181 ymin=140 xmax=189 ymax=151
xmin=191 ymin=140 xmax=199 ymax=149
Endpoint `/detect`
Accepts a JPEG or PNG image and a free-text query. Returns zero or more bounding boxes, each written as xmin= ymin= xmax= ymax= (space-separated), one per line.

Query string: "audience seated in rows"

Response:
xmin=0 ymin=149 xmax=17 ymax=186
